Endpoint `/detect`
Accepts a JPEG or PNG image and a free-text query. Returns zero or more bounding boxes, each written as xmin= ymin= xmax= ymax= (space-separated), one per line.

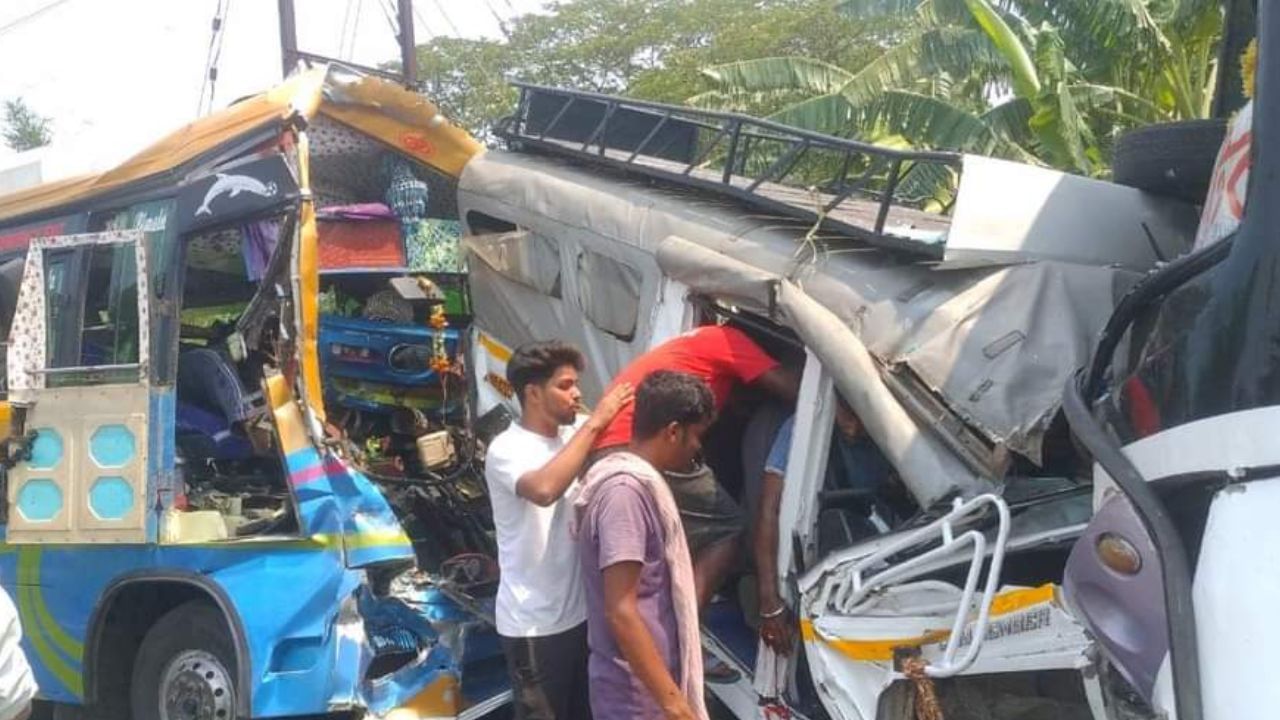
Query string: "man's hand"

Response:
xmin=512 ymin=382 xmax=634 ymax=506
xmin=759 ymin=606 xmax=795 ymax=656
xmin=586 ymin=382 xmax=635 ymax=430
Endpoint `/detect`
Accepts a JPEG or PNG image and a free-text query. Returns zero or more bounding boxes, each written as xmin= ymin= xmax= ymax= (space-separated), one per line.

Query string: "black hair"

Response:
xmin=632 ymin=370 xmax=716 ymax=439
xmin=506 ymin=340 xmax=585 ymax=404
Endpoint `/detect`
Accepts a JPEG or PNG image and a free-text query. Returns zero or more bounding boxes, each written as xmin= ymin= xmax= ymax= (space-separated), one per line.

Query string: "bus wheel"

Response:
xmin=130 ymin=601 xmax=237 ymax=720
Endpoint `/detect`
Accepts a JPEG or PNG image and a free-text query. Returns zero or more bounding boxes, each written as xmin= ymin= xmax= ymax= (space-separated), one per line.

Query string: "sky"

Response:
xmin=0 ymin=0 xmax=545 ymax=176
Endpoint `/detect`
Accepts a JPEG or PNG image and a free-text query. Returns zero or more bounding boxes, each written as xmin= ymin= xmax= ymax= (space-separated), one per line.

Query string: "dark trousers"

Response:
xmin=500 ymin=622 xmax=592 ymax=720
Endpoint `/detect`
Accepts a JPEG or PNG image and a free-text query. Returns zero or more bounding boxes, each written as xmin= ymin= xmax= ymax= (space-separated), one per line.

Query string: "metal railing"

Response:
xmin=803 ymin=494 xmax=1012 ymax=678
xmin=497 ymin=83 xmax=962 ymax=255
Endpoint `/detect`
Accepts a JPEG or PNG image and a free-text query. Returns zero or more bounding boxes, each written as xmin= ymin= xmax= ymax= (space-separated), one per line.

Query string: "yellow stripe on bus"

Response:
xmin=800 ymin=583 xmax=1058 ymax=662
xmin=478 ymin=332 xmax=512 ymax=363
xmin=16 ymin=548 xmax=83 ymax=697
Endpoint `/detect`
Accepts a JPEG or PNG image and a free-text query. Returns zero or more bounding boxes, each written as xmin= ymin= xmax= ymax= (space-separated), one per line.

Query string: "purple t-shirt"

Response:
xmin=580 ymin=474 xmax=680 ymax=720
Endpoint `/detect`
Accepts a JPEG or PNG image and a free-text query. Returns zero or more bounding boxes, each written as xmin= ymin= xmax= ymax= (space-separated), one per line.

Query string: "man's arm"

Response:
xmin=603 ymin=561 xmax=696 ymax=720
xmin=516 ymin=383 xmax=633 ymax=506
xmin=754 ymin=470 xmax=795 ymax=655
xmin=754 ymin=425 xmax=796 ymax=655
xmin=720 ymin=325 xmax=799 ymax=403
xmin=754 ymin=471 xmax=786 ymax=616
xmin=752 ymin=366 xmax=800 ymax=404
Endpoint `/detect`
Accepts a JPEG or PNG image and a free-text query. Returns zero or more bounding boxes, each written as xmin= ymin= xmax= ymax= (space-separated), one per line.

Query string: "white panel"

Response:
xmin=7 ymin=385 xmax=150 ymax=544
xmin=946 ymin=154 xmax=1198 ymax=270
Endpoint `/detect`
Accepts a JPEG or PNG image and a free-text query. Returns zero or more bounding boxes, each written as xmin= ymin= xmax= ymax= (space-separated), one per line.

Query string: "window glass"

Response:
xmin=79 ymin=242 xmax=140 ymax=367
xmin=43 ymin=242 xmax=140 ymax=387
xmin=466 ymin=229 xmax=562 ymax=299
xmin=43 ymin=251 xmax=72 ymax=367
xmin=575 ymin=249 xmax=641 ymax=340
xmin=98 ymin=200 xmax=176 ymax=382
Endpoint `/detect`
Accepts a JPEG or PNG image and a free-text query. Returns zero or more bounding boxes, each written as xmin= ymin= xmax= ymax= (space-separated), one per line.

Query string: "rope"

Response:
xmin=901 ymin=655 xmax=944 ymax=720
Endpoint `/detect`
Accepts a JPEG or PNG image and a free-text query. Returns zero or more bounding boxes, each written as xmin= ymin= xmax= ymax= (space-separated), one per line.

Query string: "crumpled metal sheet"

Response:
xmin=459 ymin=150 xmax=1139 ymax=463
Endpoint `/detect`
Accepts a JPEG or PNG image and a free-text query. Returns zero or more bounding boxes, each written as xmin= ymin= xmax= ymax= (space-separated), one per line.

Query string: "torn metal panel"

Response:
xmin=461 ymin=151 xmax=1136 ymax=462
xmin=774 ymin=280 xmax=992 ymax=506
xmin=655 ymin=236 xmax=1136 ymax=466
xmin=357 ymin=581 xmax=462 ymax=717
xmin=944 ymin=155 xmax=1200 ymax=270
xmin=265 ymin=371 xmax=414 ymax=567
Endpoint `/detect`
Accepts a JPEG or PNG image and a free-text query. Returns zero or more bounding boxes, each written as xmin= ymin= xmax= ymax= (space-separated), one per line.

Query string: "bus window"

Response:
xmin=42 ymin=240 xmax=143 ymax=388
xmin=42 ymin=250 xmax=73 ymax=369
xmin=79 ymin=242 xmax=140 ymax=367
xmin=574 ymin=248 xmax=642 ymax=340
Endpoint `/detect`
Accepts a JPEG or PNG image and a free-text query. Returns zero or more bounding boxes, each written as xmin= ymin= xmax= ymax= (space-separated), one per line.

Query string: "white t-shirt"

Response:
xmin=0 ymin=586 xmax=35 ymax=720
xmin=484 ymin=416 xmax=588 ymax=637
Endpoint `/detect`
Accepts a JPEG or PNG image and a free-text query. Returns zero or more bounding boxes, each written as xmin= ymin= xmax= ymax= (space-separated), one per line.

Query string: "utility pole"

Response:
xmin=278 ymin=0 xmax=299 ymax=79
xmin=275 ymin=0 xmax=418 ymax=87
xmin=398 ymin=0 xmax=418 ymax=88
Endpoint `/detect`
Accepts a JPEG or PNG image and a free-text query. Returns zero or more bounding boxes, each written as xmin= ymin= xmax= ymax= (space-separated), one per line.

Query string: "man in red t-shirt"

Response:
xmin=592 ymin=324 xmax=799 ymax=610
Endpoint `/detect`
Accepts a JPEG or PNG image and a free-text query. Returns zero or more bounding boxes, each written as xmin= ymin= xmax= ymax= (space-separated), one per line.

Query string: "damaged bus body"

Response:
xmin=460 ymin=3 xmax=1272 ymax=718
xmin=0 ymin=69 xmax=509 ymax=719
xmin=456 ymin=110 xmax=1170 ymax=719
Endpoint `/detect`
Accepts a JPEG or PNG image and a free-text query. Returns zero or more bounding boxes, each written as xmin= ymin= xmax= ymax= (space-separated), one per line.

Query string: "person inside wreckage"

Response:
xmin=746 ymin=392 xmax=900 ymax=656
xmin=667 ymin=313 xmax=917 ymax=659
xmin=665 ymin=304 xmax=1101 ymax=715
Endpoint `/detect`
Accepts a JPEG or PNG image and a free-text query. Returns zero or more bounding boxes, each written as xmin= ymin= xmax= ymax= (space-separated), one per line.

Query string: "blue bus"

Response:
xmin=0 ymin=68 xmax=509 ymax=719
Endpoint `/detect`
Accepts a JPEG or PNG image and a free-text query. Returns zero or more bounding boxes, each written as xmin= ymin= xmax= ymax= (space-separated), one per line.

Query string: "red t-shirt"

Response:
xmin=593 ymin=325 xmax=780 ymax=449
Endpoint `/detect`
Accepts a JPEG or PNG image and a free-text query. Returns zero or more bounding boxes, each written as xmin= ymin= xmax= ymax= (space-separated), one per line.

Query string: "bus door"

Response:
xmin=5 ymin=230 xmax=152 ymax=544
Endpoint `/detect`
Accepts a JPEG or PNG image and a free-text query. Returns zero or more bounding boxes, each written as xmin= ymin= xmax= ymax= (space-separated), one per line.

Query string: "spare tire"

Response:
xmin=1112 ymin=119 xmax=1228 ymax=204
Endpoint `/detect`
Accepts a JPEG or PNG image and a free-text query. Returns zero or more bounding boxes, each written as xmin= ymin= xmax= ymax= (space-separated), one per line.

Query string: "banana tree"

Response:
xmin=696 ymin=0 xmax=1222 ymax=176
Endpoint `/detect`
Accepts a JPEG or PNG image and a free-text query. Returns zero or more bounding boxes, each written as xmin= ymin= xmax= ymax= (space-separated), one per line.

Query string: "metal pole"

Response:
xmin=277 ymin=0 xmax=299 ymax=78
xmin=398 ymin=0 xmax=418 ymax=88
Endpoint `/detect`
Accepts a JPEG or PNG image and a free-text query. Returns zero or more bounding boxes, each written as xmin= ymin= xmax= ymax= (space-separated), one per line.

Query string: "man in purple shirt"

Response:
xmin=578 ymin=371 xmax=716 ymax=720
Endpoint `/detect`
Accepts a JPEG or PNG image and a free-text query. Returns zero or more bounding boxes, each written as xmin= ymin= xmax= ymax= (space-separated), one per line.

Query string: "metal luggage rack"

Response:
xmin=497 ymin=82 xmax=963 ymax=257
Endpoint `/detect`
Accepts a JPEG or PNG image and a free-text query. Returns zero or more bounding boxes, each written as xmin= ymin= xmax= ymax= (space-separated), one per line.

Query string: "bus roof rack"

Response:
xmin=496 ymin=82 xmax=962 ymax=257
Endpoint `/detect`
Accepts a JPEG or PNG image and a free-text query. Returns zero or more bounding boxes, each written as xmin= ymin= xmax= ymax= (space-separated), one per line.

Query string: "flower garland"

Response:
xmin=429 ymin=304 xmax=452 ymax=374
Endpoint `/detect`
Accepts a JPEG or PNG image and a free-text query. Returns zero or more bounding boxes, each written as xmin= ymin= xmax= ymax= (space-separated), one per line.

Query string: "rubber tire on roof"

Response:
xmin=130 ymin=601 xmax=238 ymax=720
xmin=1112 ymin=118 xmax=1228 ymax=204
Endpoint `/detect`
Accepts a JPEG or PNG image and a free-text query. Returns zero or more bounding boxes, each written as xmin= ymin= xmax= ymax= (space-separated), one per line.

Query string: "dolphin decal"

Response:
xmin=195 ymin=173 xmax=279 ymax=216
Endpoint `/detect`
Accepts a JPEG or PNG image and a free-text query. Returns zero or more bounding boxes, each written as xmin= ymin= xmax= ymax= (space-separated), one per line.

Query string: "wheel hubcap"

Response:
xmin=159 ymin=650 xmax=234 ymax=720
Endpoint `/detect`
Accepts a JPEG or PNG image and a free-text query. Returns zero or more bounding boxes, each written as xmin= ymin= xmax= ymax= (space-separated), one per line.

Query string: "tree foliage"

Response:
xmin=2 ymin=98 xmax=52 ymax=152
xmin=409 ymin=0 xmax=1224 ymax=181
xmin=703 ymin=0 xmax=1223 ymax=175
xmin=410 ymin=0 xmax=906 ymax=140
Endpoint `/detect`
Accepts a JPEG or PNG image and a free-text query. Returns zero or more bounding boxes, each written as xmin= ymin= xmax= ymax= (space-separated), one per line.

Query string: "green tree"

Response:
xmin=699 ymin=0 xmax=1223 ymax=175
xmin=408 ymin=0 xmax=910 ymax=142
xmin=2 ymin=97 xmax=52 ymax=152
xmin=415 ymin=37 xmax=519 ymax=141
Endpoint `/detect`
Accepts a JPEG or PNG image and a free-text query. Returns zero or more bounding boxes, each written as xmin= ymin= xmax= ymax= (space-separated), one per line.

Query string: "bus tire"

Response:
xmin=129 ymin=601 xmax=238 ymax=720
xmin=1112 ymin=119 xmax=1227 ymax=204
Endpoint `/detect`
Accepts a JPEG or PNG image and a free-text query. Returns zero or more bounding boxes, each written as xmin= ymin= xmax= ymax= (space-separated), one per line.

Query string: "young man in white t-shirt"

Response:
xmin=485 ymin=340 xmax=633 ymax=720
